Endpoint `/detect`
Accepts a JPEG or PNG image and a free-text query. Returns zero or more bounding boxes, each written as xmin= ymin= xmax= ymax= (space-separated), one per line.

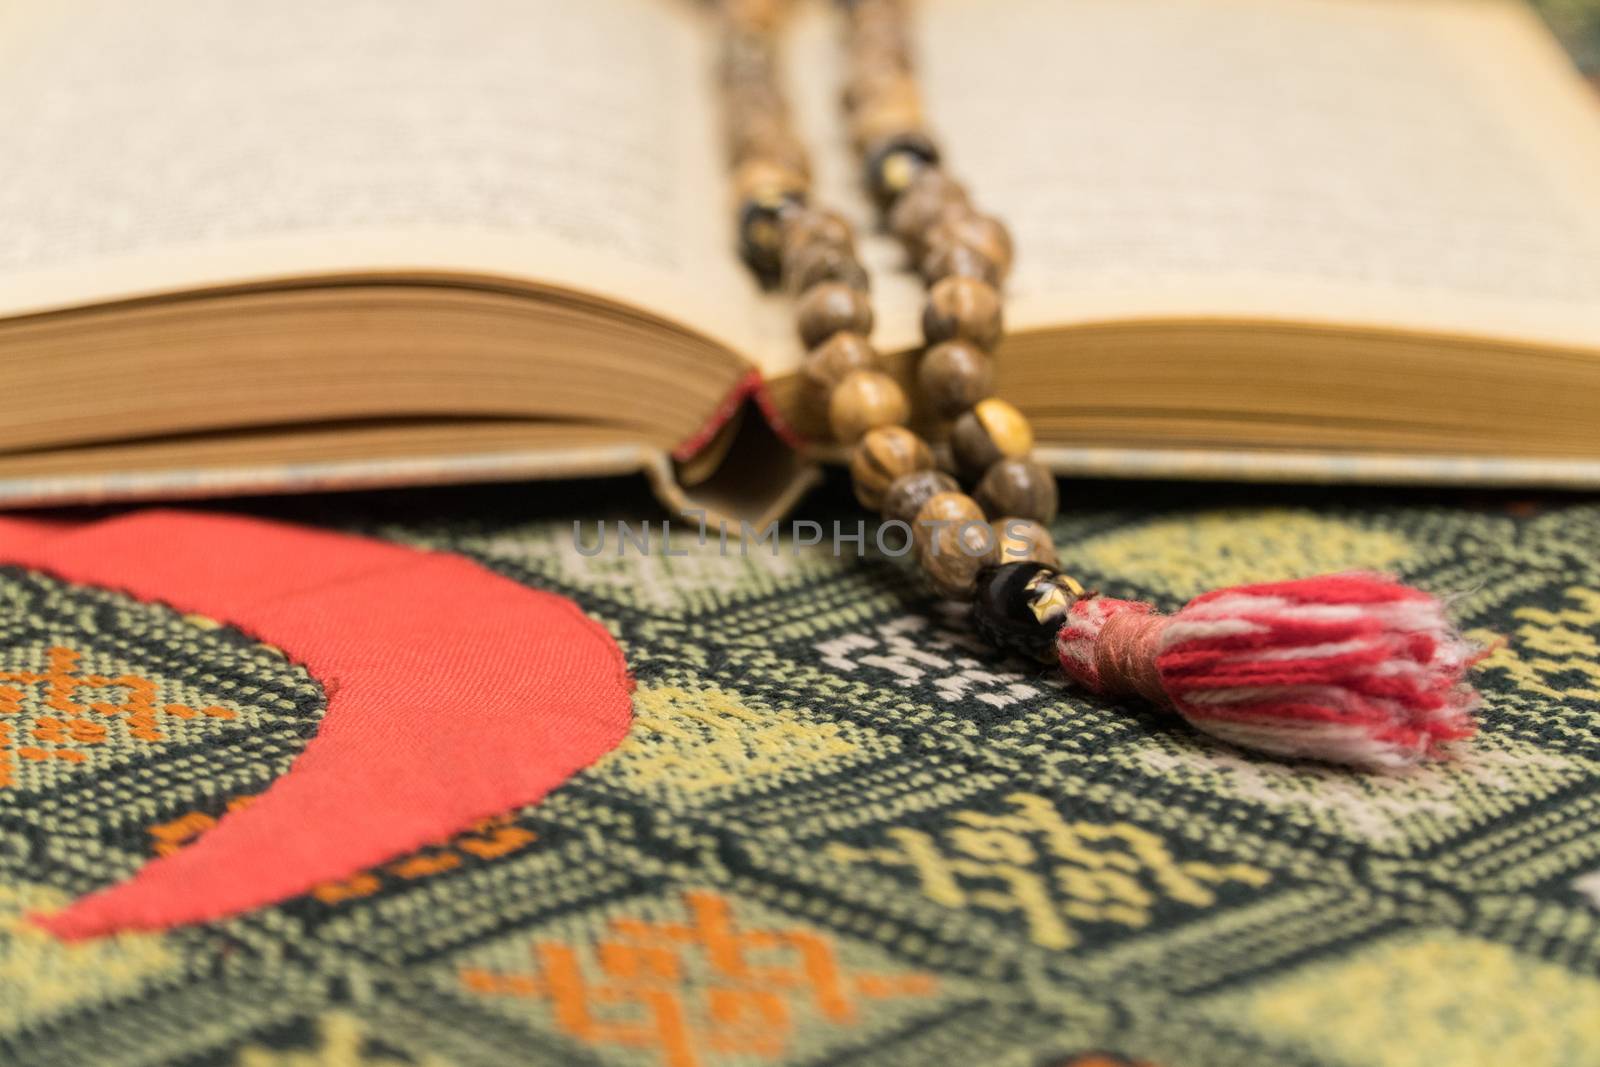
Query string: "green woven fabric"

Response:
xmin=1 ymin=478 xmax=1598 ymax=1067
xmin=2 ymin=7 xmax=1599 ymax=1063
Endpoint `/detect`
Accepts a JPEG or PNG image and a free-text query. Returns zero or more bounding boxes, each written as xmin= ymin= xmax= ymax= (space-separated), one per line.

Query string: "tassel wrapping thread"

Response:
xmin=1055 ymin=573 xmax=1481 ymax=770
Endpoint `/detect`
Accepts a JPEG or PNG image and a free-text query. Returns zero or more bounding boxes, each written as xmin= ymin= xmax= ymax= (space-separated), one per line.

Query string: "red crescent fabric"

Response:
xmin=0 ymin=510 xmax=633 ymax=939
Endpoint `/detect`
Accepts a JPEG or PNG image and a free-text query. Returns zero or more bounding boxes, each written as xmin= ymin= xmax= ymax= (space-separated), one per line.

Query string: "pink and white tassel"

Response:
xmin=1055 ymin=573 xmax=1481 ymax=770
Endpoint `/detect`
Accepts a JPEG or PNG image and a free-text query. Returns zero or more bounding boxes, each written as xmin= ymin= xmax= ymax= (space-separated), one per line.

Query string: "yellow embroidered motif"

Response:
xmin=1071 ymin=509 xmax=1413 ymax=598
xmin=0 ymin=646 xmax=238 ymax=789
xmin=600 ymin=684 xmax=865 ymax=794
xmin=1470 ymin=586 xmax=1600 ymax=701
xmin=0 ymin=883 xmax=176 ymax=1028
xmin=830 ymin=793 xmax=1269 ymax=949
xmin=235 ymin=1013 xmax=454 ymax=1067
xmin=461 ymin=890 xmax=935 ymax=1067
xmin=1207 ymin=932 xmax=1600 ymax=1067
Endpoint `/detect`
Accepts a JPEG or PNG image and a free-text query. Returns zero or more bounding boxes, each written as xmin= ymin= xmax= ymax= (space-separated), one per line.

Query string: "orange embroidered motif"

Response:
xmin=308 ymin=816 xmax=536 ymax=903
xmin=146 ymin=804 xmax=537 ymax=904
xmin=0 ymin=646 xmax=237 ymax=788
xmin=460 ymin=890 xmax=936 ymax=1067
xmin=148 ymin=797 xmax=258 ymax=857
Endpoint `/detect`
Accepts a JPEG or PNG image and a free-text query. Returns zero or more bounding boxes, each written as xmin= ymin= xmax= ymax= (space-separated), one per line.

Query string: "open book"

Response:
xmin=3 ymin=0 xmax=1600 ymax=523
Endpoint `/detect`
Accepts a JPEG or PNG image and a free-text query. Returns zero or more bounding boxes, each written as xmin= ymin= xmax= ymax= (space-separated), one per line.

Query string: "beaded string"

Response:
xmin=717 ymin=0 xmax=1482 ymax=769
xmin=723 ymin=0 xmax=1081 ymax=654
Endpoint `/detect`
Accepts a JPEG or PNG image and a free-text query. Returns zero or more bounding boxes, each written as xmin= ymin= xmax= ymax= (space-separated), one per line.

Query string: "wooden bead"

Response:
xmin=923 ymin=196 xmax=982 ymax=243
xmin=913 ymin=488 xmax=985 ymax=531
xmin=852 ymin=76 xmax=921 ymax=119
xmin=725 ymin=0 xmax=784 ymax=33
xmin=718 ymin=30 xmax=773 ymax=85
xmin=801 ymin=332 xmax=878 ymax=393
xmin=726 ymin=78 xmax=784 ymax=111
xmin=846 ymin=17 xmax=912 ymax=67
xmin=913 ymin=491 xmax=996 ymax=599
xmin=951 ymin=398 xmax=1034 ymax=478
xmin=926 ymin=212 xmax=1014 ymax=278
xmin=850 ymin=1 xmax=908 ymax=32
xmin=850 ymin=427 xmax=934 ymax=511
xmin=881 ymin=469 xmax=958 ymax=526
xmin=851 ymin=100 xmax=926 ymax=151
xmin=782 ymin=208 xmax=854 ymax=262
xmin=797 ymin=282 xmax=873 ymax=348
xmin=829 ymin=370 xmax=909 ymax=443
xmin=842 ymin=68 xmax=917 ymax=113
xmin=920 ymin=239 xmax=1002 ymax=288
xmin=973 ymin=458 xmax=1058 ymax=523
xmin=922 ymin=276 xmax=1004 ymax=350
xmin=889 ymin=169 xmax=969 ymax=250
xmin=917 ymin=340 xmax=993 ymax=419
xmin=732 ymin=130 xmax=810 ymax=178
xmin=785 ymin=240 xmax=871 ymax=293
xmin=733 ymin=158 xmax=807 ymax=203
xmin=992 ymin=518 xmax=1059 ymax=569
xmin=728 ymin=111 xmax=790 ymax=163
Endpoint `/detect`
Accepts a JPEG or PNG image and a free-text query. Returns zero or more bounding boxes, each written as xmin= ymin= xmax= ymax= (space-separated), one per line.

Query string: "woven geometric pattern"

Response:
xmin=2 ymin=478 xmax=1598 ymax=1066
xmin=2 ymin=7 xmax=1599 ymax=1061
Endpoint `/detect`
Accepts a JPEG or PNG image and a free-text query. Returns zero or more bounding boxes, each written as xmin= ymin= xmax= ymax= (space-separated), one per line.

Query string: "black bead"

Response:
xmin=971 ymin=561 xmax=1080 ymax=663
xmin=738 ymin=190 xmax=805 ymax=286
xmin=864 ymin=132 xmax=941 ymax=210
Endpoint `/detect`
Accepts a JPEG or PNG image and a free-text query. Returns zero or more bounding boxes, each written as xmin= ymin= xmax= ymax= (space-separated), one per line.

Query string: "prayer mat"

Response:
xmin=1 ymin=477 xmax=1598 ymax=1067
xmin=5 ymin=7 xmax=1600 ymax=1063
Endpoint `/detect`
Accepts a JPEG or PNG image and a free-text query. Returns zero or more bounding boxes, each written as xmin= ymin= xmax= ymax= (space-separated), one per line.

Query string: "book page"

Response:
xmin=0 ymin=0 xmax=780 ymax=358
xmin=899 ymin=0 xmax=1600 ymax=349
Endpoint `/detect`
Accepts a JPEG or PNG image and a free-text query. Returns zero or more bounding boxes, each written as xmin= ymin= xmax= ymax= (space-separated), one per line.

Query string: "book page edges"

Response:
xmin=0 ymin=440 xmax=822 ymax=530
xmin=0 ymin=227 xmax=778 ymax=365
xmin=673 ymin=370 xmax=807 ymax=461
xmin=790 ymin=440 xmax=1600 ymax=490
xmin=0 ymin=445 xmax=657 ymax=509
xmin=0 ymin=373 xmax=821 ymax=529
xmin=1028 ymin=446 xmax=1600 ymax=490
xmin=998 ymin=277 xmax=1600 ymax=357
